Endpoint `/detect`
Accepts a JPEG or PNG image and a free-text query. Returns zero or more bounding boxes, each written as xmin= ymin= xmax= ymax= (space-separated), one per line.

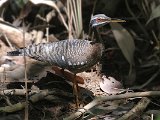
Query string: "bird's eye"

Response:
xmin=96 ymin=18 xmax=101 ymax=22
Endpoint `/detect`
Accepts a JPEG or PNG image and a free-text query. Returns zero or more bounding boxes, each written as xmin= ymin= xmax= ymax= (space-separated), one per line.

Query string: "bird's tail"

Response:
xmin=7 ymin=48 xmax=27 ymax=56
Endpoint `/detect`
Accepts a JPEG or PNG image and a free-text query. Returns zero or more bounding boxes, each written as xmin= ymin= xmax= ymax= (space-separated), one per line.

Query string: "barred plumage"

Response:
xmin=7 ymin=14 xmax=125 ymax=73
xmin=7 ymin=39 xmax=104 ymax=73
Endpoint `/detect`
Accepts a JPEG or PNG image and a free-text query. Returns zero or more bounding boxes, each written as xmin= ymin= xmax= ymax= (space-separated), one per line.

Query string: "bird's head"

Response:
xmin=90 ymin=14 xmax=126 ymax=28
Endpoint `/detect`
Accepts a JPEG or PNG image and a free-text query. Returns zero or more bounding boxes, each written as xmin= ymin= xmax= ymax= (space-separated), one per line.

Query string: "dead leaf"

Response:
xmin=100 ymin=76 xmax=124 ymax=94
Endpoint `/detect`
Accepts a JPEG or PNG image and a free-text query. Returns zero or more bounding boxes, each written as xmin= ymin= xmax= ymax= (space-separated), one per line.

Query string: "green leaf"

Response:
xmin=147 ymin=5 xmax=160 ymax=24
xmin=110 ymin=23 xmax=135 ymax=66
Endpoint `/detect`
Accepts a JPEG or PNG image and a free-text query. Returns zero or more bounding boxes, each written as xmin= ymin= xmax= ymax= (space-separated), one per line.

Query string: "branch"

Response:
xmin=0 ymin=90 xmax=48 ymax=112
xmin=0 ymin=89 xmax=73 ymax=113
xmin=117 ymin=97 xmax=150 ymax=120
xmin=64 ymin=91 xmax=160 ymax=120
xmin=0 ymin=89 xmax=26 ymax=95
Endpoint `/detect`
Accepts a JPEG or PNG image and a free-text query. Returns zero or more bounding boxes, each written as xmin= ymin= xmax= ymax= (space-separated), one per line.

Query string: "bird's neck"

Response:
xmin=93 ymin=27 xmax=103 ymax=43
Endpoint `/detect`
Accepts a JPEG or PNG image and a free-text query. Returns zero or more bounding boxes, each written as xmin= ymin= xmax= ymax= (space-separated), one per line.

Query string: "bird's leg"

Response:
xmin=73 ymin=73 xmax=79 ymax=108
xmin=60 ymin=69 xmax=79 ymax=107
xmin=60 ymin=68 xmax=65 ymax=76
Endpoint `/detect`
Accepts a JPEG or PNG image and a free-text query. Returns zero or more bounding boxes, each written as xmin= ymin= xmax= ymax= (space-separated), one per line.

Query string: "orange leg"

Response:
xmin=61 ymin=69 xmax=79 ymax=108
xmin=73 ymin=73 xmax=79 ymax=108
xmin=53 ymin=67 xmax=80 ymax=108
xmin=52 ymin=66 xmax=84 ymax=84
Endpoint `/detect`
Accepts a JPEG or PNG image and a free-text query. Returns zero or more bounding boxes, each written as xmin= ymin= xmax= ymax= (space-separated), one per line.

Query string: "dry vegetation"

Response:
xmin=0 ymin=0 xmax=160 ymax=120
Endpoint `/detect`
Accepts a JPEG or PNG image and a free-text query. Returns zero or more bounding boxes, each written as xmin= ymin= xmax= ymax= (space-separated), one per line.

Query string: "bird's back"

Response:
xmin=7 ymin=39 xmax=104 ymax=73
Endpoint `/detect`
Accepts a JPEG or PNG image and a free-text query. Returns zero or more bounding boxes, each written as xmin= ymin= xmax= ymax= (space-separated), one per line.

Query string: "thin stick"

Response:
xmin=3 ymin=34 xmax=14 ymax=50
xmin=88 ymin=0 xmax=97 ymax=40
xmin=117 ymin=97 xmax=150 ymax=120
xmin=125 ymin=0 xmax=150 ymax=39
xmin=132 ymin=69 xmax=160 ymax=89
xmin=46 ymin=23 xmax=49 ymax=42
xmin=22 ymin=22 xmax=28 ymax=120
xmin=151 ymin=30 xmax=159 ymax=49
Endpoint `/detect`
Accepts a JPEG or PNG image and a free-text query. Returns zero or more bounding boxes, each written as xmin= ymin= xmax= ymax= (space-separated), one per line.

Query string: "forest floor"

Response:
xmin=0 ymin=0 xmax=160 ymax=120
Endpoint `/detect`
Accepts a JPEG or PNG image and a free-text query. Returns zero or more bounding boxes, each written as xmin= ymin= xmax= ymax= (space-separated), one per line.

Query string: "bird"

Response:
xmin=7 ymin=14 xmax=125 ymax=107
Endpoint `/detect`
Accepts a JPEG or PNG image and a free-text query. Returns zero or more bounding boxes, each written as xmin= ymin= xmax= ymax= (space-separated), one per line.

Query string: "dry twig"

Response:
xmin=117 ymin=97 xmax=150 ymax=120
xmin=0 ymin=89 xmax=73 ymax=113
xmin=64 ymin=91 xmax=160 ymax=120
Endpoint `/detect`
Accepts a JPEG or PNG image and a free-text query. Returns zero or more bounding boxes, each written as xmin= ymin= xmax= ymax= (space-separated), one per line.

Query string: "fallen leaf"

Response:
xmin=100 ymin=76 xmax=124 ymax=94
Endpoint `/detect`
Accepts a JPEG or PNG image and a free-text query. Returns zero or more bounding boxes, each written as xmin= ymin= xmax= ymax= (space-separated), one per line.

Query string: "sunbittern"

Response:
xmin=7 ymin=14 xmax=125 ymax=107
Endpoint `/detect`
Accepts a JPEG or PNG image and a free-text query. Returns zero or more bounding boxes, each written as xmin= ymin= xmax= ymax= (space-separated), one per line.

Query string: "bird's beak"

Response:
xmin=109 ymin=18 xmax=126 ymax=23
xmin=103 ymin=18 xmax=126 ymax=23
